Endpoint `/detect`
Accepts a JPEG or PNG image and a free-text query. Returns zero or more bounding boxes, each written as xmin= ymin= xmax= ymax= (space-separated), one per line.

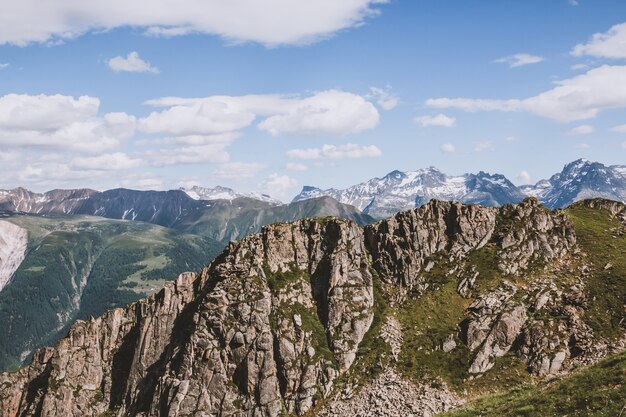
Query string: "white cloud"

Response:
xmin=262 ymin=173 xmax=297 ymax=202
xmin=140 ymin=101 xmax=254 ymax=136
xmin=0 ymin=94 xmax=98 ymax=130
xmin=70 ymin=152 xmax=142 ymax=171
xmin=566 ymin=124 xmax=594 ymax=136
xmin=151 ymin=132 xmax=241 ymax=146
xmin=569 ymin=0 xmax=578 ymax=5
xmin=572 ymin=22 xmax=626 ymax=59
xmin=286 ymin=143 xmax=382 ymax=160
xmin=0 ymin=93 xmax=135 ymax=153
xmin=473 ymin=141 xmax=494 ymax=152
xmin=14 ymin=159 xmax=124 ymax=187
xmin=440 ymin=143 xmax=455 ymax=154
xmin=176 ymin=177 xmax=201 ymax=189
xmin=575 ymin=143 xmax=591 ymax=149
xmin=0 ymin=63 xmax=8 ymax=70
xmin=257 ymin=90 xmax=379 ymax=136
xmin=622 ymin=141 xmax=626 ymax=149
xmin=610 ymin=124 xmax=626 ymax=133
xmin=494 ymin=53 xmax=545 ymax=68
xmin=145 ymin=143 xmax=231 ymax=166
xmin=517 ymin=170 xmax=532 ymax=184
xmin=211 ymin=162 xmax=267 ymax=181
xmin=368 ymin=86 xmax=398 ymax=110
xmin=142 ymin=90 xmax=379 ymax=138
xmin=0 ymin=89 xmax=381 ymax=189
xmin=118 ymin=173 xmax=164 ymax=190
xmin=107 ymin=51 xmax=159 ymax=73
xmin=505 ymin=136 xmax=518 ymax=142
xmin=414 ymin=113 xmax=456 ymax=128
xmin=426 ymin=65 xmax=626 ymax=122
xmin=571 ymin=63 xmax=589 ymax=71
xmin=286 ymin=162 xmax=308 ymax=171
xmin=0 ymin=0 xmax=388 ymax=47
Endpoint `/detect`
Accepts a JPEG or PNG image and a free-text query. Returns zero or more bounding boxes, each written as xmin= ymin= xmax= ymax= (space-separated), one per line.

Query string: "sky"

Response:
xmin=1 ymin=0 xmax=626 ymax=200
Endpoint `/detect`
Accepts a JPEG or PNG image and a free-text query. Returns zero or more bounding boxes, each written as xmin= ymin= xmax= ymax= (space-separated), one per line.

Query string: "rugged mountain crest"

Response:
xmin=365 ymin=200 xmax=498 ymax=288
xmin=521 ymin=159 xmax=626 ymax=208
xmin=294 ymin=168 xmax=524 ymax=219
xmin=1 ymin=198 xmax=624 ymax=417
xmin=0 ymin=188 xmax=372 ymax=243
xmin=294 ymin=159 xmax=626 ymax=218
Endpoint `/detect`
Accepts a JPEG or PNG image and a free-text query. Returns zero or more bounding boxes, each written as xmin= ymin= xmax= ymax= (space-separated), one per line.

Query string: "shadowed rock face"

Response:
xmin=0 ymin=218 xmax=374 ymax=417
xmin=0 ymin=198 xmax=623 ymax=417
xmin=365 ymin=200 xmax=499 ymax=289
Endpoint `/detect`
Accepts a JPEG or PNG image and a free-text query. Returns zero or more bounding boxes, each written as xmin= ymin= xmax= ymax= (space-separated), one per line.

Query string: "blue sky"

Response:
xmin=1 ymin=0 xmax=626 ymax=200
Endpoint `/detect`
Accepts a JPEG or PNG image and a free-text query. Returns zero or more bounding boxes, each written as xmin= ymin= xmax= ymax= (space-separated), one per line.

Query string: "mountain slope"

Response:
xmin=441 ymin=349 xmax=626 ymax=417
xmin=293 ymin=167 xmax=526 ymax=218
xmin=1 ymin=198 xmax=624 ymax=416
xmin=0 ymin=188 xmax=372 ymax=243
xmin=521 ymin=159 xmax=626 ymax=208
xmin=173 ymin=196 xmax=374 ymax=241
xmin=0 ymin=213 xmax=223 ymax=372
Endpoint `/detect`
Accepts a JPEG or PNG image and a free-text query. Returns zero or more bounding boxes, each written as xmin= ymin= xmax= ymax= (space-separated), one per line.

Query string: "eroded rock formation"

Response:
xmin=1 ymin=198 xmax=624 ymax=417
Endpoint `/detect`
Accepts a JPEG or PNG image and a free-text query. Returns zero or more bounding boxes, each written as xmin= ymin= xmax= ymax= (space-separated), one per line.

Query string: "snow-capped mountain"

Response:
xmin=293 ymin=167 xmax=526 ymax=218
xmin=520 ymin=159 xmax=626 ymax=208
xmin=181 ymin=186 xmax=281 ymax=205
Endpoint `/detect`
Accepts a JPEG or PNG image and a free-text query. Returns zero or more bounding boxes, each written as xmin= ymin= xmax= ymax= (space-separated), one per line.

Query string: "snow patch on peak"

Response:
xmin=293 ymin=166 xmax=524 ymax=218
xmin=182 ymin=186 xmax=281 ymax=205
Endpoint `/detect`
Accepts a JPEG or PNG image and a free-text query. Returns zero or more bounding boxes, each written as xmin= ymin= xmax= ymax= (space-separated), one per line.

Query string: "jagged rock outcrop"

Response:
xmin=0 ymin=271 xmax=202 ymax=417
xmin=1 ymin=198 xmax=624 ymax=417
xmin=494 ymin=198 xmax=576 ymax=275
xmin=0 ymin=218 xmax=374 ymax=417
xmin=365 ymin=200 xmax=497 ymax=288
xmin=464 ymin=284 xmax=525 ymax=374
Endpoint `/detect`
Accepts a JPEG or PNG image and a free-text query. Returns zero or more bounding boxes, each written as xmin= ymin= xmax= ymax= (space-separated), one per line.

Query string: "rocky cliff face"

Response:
xmin=1 ymin=198 xmax=624 ymax=417
xmin=0 ymin=220 xmax=27 ymax=292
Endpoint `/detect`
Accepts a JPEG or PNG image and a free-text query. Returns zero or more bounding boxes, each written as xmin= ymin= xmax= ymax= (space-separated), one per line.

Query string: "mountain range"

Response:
xmin=2 ymin=159 xmax=624 ymax=226
xmin=294 ymin=159 xmax=626 ymax=218
xmin=1 ymin=197 xmax=625 ymax=416
xmin=0 ymin=188 xmax=372 ymax=243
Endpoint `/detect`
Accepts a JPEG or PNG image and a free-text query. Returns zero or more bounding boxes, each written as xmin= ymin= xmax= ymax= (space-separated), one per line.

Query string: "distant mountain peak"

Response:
xmin=293 ymin=166 xmax=525 ymax=218
xmin=384 ymin=169 xmax=405 ymax=179
xmin=522 ymin=160 xmax=626 ymax=208
xmin=181 ymin=185 xmax=282 ymax=205
xmin=293 ymin=160 xmax=626 ymax=217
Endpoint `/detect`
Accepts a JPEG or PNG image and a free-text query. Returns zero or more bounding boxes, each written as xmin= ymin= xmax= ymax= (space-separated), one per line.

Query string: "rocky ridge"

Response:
xmin=293 ymin=159 xmax=626 ymax=218
xmin=0 ymin=197 xmax=624 ymax=416
xmin=0 ymin=188 xmax=372 ymax=244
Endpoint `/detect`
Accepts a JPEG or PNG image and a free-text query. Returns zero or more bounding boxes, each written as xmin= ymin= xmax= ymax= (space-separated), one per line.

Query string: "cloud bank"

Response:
xmin=426 ymin=65 xmax=626 ymax=122
xmin=0 ymin=0 xmax=389 ymax=47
